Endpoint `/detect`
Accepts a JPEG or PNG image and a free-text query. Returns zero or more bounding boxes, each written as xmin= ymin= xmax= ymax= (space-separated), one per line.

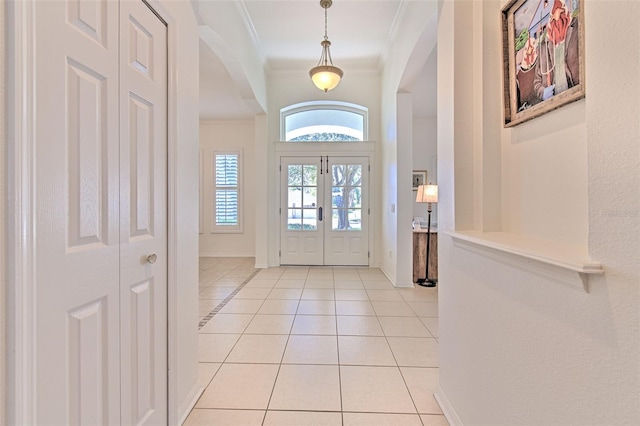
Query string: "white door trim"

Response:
xmin=141 ymin=1 xmax=186 ymax=423
xmin=274 ymin=142 xmax=376 ymax=268
xmin=5 ymin=1 xmax=183 ymax=423
xmin=7 ymin=1 xmax=37 ymax=422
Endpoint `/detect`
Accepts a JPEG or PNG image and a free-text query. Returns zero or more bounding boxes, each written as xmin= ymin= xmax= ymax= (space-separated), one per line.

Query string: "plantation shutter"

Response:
xmin=214 ymin=153 xmax=240 ymax=229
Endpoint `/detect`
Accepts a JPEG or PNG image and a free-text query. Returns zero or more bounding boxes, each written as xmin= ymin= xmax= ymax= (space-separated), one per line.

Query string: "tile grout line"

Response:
xmin=332 ymin=272 xmax=346 ymax=426
xmin=194 ymin=261 xmax=444 ymax=424
xmin=198 ymin=269 xmax=262 ymax=330
xmin=372 ymin=290 xmax=424 ymax=418
xmin=260 ymin=272 xmax=299 ymax=426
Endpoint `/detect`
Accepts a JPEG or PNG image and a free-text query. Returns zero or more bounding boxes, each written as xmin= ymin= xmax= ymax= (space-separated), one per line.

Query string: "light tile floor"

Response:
xmin=186 ymin=257 xmax=447 ymax=426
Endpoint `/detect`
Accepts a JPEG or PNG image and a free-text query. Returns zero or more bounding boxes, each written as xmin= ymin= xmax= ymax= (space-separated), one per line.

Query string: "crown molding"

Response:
xmin=235 ymin=0 xmax=270 ymax=72
xmin=379 ymin=0 xmax=410 ymax=69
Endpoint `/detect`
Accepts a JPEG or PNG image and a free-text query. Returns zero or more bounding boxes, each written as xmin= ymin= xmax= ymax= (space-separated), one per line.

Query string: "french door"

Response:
xmin=280 ymin=156 xmax=369 ymax=265
xmin=32 ymin=1 xmax=167 ymax=424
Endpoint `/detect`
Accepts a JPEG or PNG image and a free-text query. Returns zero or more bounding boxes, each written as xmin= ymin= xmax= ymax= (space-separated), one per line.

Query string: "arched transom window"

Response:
xmin=281 ymin=101 xmax=368 ymax=142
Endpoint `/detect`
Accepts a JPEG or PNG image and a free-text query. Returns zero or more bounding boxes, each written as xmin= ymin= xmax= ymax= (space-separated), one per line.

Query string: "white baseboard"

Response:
xmin=434 ymin=386 xmax=463 ymax=426
xmin=380 ymin=266 xmax=396 ymax=286
xmin=198 ymin=253 xmax=255 ymax=258
xmin=177 ymin=383 xmax=204 ymax=425
xmin=379 ymin=266 xmax=415 ymax=288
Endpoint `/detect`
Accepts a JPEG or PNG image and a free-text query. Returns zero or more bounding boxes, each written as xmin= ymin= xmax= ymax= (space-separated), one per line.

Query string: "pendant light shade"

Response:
xmin=310 ymin=0 xmax=343 ymax=92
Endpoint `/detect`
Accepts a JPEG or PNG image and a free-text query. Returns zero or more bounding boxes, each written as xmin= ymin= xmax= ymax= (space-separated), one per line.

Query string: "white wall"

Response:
xmin=502 ymin=102 xmax=587 ymax=244
xmin=437 ymin=0 xmax=640 ymax=424
xmin=380 ymin=1 xmax=438 ymax=285
xmin=0 ymin=4 xmax=6 ymax=423
xmin=199 ymin=120 xmax=256 ymax=257
xmin=254 ymin=114 xmax=269 ymax=267
xmin=194 ymin=1 xmax=267 ymax=114
xmin=412 ymin=117 xmax=438 ymax=224
xmin=265 ymin=70 xmax=382 ymax=266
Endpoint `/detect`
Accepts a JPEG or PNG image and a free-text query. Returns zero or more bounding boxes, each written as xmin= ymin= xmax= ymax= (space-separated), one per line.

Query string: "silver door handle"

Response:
xmin=146 ymin=253 xmax=158 ymax=264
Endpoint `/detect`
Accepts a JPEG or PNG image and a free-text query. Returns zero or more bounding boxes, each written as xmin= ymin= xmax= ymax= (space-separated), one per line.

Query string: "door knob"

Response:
xmin=146 ymin=253 xmax=158 ymax=264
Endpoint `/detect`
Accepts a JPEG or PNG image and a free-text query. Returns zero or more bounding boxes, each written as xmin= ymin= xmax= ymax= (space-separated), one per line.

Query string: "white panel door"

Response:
xmin=324 ymin=157 xmax=369 ymax=265
xmin=119 ymin=1 xmax=168 ymax=424
xmin=33 ymin=1 xmax=167 ymax=424
xmin=280 ymin=157 xmax=324 ymax=265
xmin=34 ymin=1 xmax=121 ymax=423
xmin=280 ymin=156 xmax=369 ymax=266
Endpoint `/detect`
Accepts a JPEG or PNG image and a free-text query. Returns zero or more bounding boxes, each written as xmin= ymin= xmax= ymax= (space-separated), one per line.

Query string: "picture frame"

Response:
xmin=412 ymin=170 xmax=427 ymax=191
xmin=502 ymin=0 xmax=585 ymax=127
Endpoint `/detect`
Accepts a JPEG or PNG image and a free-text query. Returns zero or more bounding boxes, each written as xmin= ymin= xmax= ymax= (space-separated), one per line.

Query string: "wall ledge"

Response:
xmin=444 ymin=230 xmax=603 ymax=292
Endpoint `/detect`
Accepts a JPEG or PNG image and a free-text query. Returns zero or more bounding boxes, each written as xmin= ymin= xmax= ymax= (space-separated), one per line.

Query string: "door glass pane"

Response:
xmin=288 ymin=165 xmax=302 ymax=185
xmin=348 ymin=209 xmax=362 ymax=231
xmin=303 ymin=187 xmax=317 ymax=208
xmin=288 ymin=187 xmax=302 ymax=208
xmin=287 ymin=209 xmax=302 ymax=230
xmin=348 ymin=188 xmax=361 ymax=208
xmin=331 ymin=187 xmax=344 ymax=208
xmin=332 ymin=165 xmax=345 ymax=186
xmin=303 ymin=209 xmax=317 ymax=230
xmin=347 ymin=165 xmax=362 ymax=186
xmin=303 ymin=165 xmax=318 ymax=185
xmin=332 ymin=209 xmax=350 ymax=230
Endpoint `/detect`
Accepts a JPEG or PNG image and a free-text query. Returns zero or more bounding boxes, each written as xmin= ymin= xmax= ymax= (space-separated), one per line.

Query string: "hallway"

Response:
xmin=185 ymin=258 xmax=446 ymax=425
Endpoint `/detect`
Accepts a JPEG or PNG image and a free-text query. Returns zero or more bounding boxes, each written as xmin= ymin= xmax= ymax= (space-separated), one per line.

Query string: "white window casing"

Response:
xmin=212 ymin=149 xmax=243 ymax=233
xmin=281 ymin=101 xmax=368 ymax=142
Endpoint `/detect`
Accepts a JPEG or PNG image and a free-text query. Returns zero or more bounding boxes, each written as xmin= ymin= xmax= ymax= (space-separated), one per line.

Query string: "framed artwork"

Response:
xmin=502 ymin=0 xmax=585 ymax=127
xmin=412 ymin=170 xmax=427 ymax=191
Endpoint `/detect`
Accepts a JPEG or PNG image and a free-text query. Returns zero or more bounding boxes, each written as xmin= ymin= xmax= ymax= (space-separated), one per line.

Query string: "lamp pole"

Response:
xmin=419 ymin=202 xmax=437 ymax=287
xmin=416 ymin=184 xmax=438 ymax=287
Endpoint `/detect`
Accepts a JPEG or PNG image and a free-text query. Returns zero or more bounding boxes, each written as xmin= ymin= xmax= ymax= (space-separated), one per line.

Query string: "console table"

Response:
xmin=413 ymin=229 xmax=438 ymax=283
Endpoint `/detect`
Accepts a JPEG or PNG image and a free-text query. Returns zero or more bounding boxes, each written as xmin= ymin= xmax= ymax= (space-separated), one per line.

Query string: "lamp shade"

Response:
xmin=310 ymin=65 xmax=343 ymax=92
xmin=416 ymin=184 xmax=438 ymax=203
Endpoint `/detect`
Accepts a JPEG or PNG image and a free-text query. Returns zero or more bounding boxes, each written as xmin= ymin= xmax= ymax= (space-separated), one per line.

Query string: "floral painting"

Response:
xmin=502 ymin=0 xmax=585 ymax=126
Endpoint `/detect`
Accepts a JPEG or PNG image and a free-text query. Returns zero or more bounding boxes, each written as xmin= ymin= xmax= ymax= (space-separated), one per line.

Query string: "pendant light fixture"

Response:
xmin=309 ymin=0 xmax=343 ymax=92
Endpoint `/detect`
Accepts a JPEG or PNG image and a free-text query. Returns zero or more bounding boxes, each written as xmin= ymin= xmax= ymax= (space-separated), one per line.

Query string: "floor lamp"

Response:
xmin=416 ymin=184 xmax=438 ymax=287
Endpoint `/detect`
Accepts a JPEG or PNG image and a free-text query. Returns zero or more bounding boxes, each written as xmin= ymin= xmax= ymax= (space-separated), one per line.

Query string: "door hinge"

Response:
xmin=368 ymin=208 xmax=370 ymax=215
xmin=279 ymin=207 xmax=281 ymax=214
xmin=368 ymin=164 xmax=370 ymax=172
xmin=279 ymin=250 xmax=281 ymax=257
xmin=279 ymin=165 xmax=282 ymax=172
xmin=368 ymin=251 xmax=370 ymax=258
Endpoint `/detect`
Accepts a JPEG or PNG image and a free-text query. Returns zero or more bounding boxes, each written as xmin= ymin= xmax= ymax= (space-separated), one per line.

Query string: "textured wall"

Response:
xmin=0 ymin=3 xmax=6 ymax=423
xmin=437 ymin=0 xmax=640 ymax=424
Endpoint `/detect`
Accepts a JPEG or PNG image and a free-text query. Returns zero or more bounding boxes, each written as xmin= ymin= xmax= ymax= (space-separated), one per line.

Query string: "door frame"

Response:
xmin=274 ymin=142 xmax=376 ymax=267
xmin=5 ymin=1 xmax=183 ymax=423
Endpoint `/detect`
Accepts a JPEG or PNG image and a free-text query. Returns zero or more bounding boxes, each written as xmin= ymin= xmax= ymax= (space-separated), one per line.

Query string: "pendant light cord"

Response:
xmin=324 ymin=5 xmax=328 ymax=41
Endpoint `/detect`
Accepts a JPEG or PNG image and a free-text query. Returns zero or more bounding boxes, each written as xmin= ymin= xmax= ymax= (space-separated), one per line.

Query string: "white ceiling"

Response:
xmin=197 ymin=0 xmax=436 ymax=121
xmin=199 ymin=38 xmax=257 ymax=121
xmin=241 ymin=0 xmax=404 ymax=70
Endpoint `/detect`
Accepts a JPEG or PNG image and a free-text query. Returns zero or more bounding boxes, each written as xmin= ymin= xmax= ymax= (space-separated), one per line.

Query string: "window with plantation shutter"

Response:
xmin=213 ymin=151 xmax=242 ymax=232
